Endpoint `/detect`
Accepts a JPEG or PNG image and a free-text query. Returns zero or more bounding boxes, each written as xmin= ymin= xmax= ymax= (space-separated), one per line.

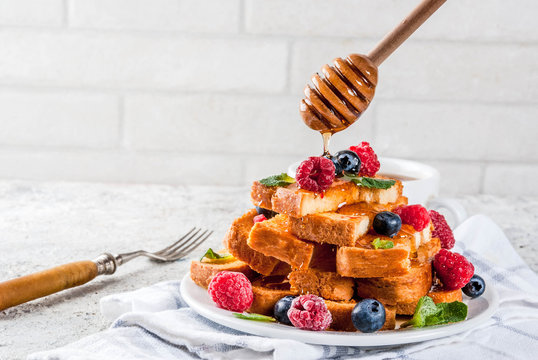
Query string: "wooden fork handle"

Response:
xmin=0 ymin=260 xmax=98 ymax=311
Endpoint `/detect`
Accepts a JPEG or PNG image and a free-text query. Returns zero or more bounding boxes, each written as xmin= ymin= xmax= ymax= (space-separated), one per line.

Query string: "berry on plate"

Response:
xmin=429 ymin=210 xmax=455 ymax=249
xmin=253 ymin=214 xmax=267 ymax=223
xmin=462 ymin=274 xmax=486 ymax=298
xmin=208 ymin=271 xmax=253 ymax=312
xmin=255 ymin=206 xmax=277 ymax=219
xmin=433 ymin=249 xmax=475 ymax=290
xmin=287 ymin=294 xmax=332 ymax=331
xmin=295 ymin=156 xmax=335 ymax=193
xmin=273 ymin=295 xmax=296 ymax=325
xmin=351 ymin=298 xmax=386 ymax=333
xmin=393 ymin=204 xmax=430 ymax=231
xmin=349 ymin=142 xmax=380 ymax=177
xmin=373 ymin=211 xmax=402 ymax=238
xmin=332 ymin=150 xmax=361 ymax=175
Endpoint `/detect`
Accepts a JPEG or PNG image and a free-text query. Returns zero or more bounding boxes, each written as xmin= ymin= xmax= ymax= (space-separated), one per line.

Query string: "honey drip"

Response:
xmin=321 ymin=132 xmax=332 ymax=157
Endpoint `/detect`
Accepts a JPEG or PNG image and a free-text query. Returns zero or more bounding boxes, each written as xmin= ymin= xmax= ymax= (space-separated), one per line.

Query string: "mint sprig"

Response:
xmin=233 ymin=312 xmax=276 ymax=322
xmin=259 ymin=173 xmax=296 ymax=187
xmin=200 ymin=248 xmax=233 ymax=262
xmin=340 ymin=173 xmax=396 ymax=189
xmin=401 ymin=296 xmax=467 ymax=328
xmin=372 ymin=237 xmax=394 ymax=250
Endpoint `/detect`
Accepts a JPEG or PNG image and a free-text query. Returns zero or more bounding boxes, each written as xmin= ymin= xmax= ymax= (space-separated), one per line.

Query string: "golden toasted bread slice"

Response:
xmin=190 ymin=255 xmax=254 ymax=288
xmin=251 ymin=180 xmax=277 ymax=210
xmin=396 ymin=287 xmax=463 ymax=315
xmin=249 ymin=276 xmax=299 ymax=315
xmin=248 ymin=215 xmax=335 ymax=270
xmin=269 ymin=261 xmax=293 ymax=276
xmin=287 ymin=197 xmax=408 ymax=247
xmin=325 ymin=300 xmax=396 ymax=332
xmin=289 ymin=269 xmax=354 ymax=301
xmin=336 ymin=234 xmax=412 ymax=278
xmin=355 ymin=262 xmax=433 ymax=305
xmin=222 ymin=209 xmax=282 ymax=275
xmin=336 ymin=224 xmax=433 ymax=278
xmin=288 ymin=212 xmax=369 ymax=247
xmin=337 ymin=196 xmax=408 ymax=220
xmin=427 ymin=287 xmax=463 ymax=304
xmin=415 ymin=236 xmax=441 ymax=263
xmin=251 ymin=178 xmax=403 ymax=217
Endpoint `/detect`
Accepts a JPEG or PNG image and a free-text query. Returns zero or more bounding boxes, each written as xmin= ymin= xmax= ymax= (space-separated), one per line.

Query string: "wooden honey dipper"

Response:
xmin=300 ymin=0 xmax=447 ymax=152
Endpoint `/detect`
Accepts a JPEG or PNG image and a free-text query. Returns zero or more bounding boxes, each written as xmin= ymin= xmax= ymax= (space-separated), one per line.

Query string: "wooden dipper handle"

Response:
xmin=368 ymin=0 xmax=447 ymax=66
xmin=0 ymin=261 xmax=98 ymax=311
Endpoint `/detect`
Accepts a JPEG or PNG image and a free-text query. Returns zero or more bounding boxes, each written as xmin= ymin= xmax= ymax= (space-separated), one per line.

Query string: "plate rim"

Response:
xmin=180 ymin=273 xmax=499 ymax=347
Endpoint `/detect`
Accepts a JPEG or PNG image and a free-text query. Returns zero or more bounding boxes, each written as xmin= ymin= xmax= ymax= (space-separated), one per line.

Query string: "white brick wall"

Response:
xmin=0 ymin=0 xmax=535 ymax=196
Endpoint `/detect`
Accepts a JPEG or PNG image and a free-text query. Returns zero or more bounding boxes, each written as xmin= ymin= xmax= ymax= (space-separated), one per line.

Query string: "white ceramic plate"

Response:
xmin=181 ymin=274 xmax=499 ymax=347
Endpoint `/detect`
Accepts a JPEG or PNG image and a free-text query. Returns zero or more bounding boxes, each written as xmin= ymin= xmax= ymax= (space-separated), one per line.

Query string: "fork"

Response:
xmin=0 ymin=227 xmax=212 ymax=311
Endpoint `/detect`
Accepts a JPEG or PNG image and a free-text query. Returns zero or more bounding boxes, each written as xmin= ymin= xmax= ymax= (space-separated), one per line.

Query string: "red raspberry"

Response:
xmin=393 ymin=204 xmax=430 ymax=231
xmin=208 ymin=271 xmax=253 ymax=312
xmin=433 ymin=249 xmax=474 ymax=290
xmin=287 ymin=294 xmax=332 ymax=331
xmin=253 ymin=214 xmax=267 ymax=223
xmin=349 ymin=142 xmax=380 ymax=177
xmin=429 ymin=210 xmax=455 ymax=249
xmin=295 ymin=157 xmax=335 ymax=193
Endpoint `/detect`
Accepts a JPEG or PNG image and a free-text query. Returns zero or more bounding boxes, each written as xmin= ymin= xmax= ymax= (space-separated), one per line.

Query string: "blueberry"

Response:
xmin=255 ymin=206 xmax=277 ymax=219
xmin=462 ymin=275 xmax=486 ymax=298
xmin=334 ymin=150 xmax=361 ymax=175
xmin=373 ymin=211 xmax=402 ymax=238
xmin=330 ymin=157 xmax=343 ymax=175
xmin=273 ymin=295 xmax=295 ymax=325
xmin=351 ymin=299 xmax=386 ymax=333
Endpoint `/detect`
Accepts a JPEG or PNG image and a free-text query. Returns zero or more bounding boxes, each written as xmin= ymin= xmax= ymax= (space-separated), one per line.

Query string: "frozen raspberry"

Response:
xmin=208 ymin=271 xmax=253 ymax=312
xmin=253 ymin=214 xmax=267 ymax=223
xmin=287 ymin=294 xmax=332 ymax=331
xmin=349 ymin=142 xmax=380 ymax=177
xmin=393 ymin=204 xmax=430 ymax=231
xmin=429 ymin=210 xmax=455 ymax=249
xmin=295 ymin=157 xmax=335 ymax=193
xmin=433 ymin=249 xmax=474 ymax=290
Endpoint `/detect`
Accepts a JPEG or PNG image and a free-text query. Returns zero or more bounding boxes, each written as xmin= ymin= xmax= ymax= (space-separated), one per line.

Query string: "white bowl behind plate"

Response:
xmin=287 ymin=157 xmax=440 ymax=205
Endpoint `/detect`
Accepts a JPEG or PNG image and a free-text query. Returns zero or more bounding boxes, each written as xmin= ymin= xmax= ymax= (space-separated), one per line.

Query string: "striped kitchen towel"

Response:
xmin=28 ymin=215 xmax=538 ymax=360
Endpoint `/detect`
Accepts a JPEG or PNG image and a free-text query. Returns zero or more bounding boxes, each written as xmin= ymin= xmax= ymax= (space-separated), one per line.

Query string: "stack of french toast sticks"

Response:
xmin=190 ymin=162 xmax=463 ymax=332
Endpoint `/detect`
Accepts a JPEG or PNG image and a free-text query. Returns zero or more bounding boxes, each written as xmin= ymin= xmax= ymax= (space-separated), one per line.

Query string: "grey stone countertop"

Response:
xmin=0 ymin=181 xmax=537 ymax=359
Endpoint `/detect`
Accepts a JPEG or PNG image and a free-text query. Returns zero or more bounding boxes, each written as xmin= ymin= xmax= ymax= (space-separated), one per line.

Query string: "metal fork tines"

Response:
xmin=116 ymin=227 xmax=212 ymax=265
xmin=93 ymin=227 xmax=212 ymax=275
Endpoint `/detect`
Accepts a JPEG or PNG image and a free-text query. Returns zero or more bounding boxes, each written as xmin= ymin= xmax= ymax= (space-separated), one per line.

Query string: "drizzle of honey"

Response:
xmin=321 ymin=132 xmax=332 ymax=157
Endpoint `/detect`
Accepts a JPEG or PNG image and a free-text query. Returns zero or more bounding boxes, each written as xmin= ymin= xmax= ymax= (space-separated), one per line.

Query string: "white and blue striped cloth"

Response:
xmin=29 ymin=215 xmax=538 ymax=360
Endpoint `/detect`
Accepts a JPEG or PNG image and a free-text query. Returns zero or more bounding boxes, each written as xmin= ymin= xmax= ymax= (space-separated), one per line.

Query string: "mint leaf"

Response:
xmin=200 ymin=248 xmax=233 ymax=262
xmin=401 ymin=297 xmax=439 ymax=328
xmin=426 ymin=302 xmax=468 ymax=326
xmin=259 ymin=173 xmax=296 ymax=187
xmin=401 ymin=296 xmax=467 ymax=328
xmin=372 ymin=237 xmax=394 ymax=250
xmin=233 ymin=312 xmax=276 ymax=322
xmin=340 ymin=173 xmax=396 ymax=189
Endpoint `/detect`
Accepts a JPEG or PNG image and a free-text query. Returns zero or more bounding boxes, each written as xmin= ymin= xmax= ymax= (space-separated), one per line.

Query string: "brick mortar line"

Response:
xmin=61 ymin=0 xmax=69 ymax=27
xmin=0 ymin=84 xmax=535 ymax=107
xmin=0 ymin=147 xmax=535 ymax=166
xmin=0 ymin=25 xmax=536 ymax=47
xmin=238 ymin=0 xmax=245 ymax=34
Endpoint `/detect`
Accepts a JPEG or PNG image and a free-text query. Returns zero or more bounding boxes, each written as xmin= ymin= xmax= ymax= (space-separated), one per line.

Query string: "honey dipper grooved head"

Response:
xmin=300 ymin=54 xmax=378 ymax=133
